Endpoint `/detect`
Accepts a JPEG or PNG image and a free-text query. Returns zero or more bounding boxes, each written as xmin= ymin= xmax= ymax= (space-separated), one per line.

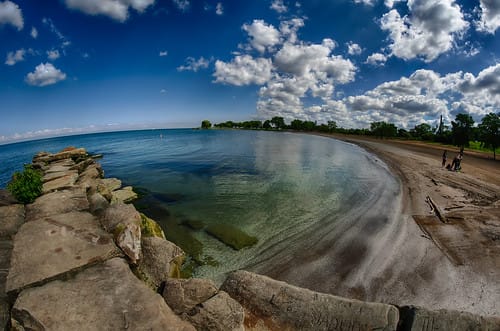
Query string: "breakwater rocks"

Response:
xmin=0 ymin=147 xmax=499 ymax=331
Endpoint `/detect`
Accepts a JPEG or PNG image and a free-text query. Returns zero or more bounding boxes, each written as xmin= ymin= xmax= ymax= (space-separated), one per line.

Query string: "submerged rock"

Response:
xmin=205 ymin=223 xmax=258 ymax=250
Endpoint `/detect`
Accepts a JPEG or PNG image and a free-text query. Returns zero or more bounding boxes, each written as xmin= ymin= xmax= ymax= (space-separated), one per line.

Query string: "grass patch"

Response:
xmin=205 ymin=223 xmax=258 ymax=250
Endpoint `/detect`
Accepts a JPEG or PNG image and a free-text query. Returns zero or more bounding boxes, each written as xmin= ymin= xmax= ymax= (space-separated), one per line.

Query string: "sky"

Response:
xmin=0 ymin=0 xmax=499 ymax=143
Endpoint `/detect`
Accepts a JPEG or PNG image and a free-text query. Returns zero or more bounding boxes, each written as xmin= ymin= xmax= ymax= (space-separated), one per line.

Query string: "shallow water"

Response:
xmin=0 ymin=129 xmax=399 ymax=282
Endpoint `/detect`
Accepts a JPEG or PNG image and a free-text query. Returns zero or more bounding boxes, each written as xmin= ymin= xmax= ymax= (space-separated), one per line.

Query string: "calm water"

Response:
xmin=0 ymin=129 xmax=399 ymax=281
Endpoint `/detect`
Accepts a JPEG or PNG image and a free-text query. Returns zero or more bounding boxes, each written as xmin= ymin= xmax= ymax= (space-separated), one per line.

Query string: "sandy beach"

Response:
xmin=253 ymin=133 xmax=500 ymax=318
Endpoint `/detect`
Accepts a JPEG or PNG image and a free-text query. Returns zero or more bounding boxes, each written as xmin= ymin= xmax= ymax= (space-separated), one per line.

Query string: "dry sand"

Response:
xmin=251 ymin=133 xmax=499 ymax=318
xmin=327 ymin=134 xmax=500 ymax=317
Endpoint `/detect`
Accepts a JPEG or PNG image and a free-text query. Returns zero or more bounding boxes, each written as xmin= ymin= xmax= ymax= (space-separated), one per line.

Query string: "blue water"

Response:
xmin=0 ymin=129 xmax=400 ymax=281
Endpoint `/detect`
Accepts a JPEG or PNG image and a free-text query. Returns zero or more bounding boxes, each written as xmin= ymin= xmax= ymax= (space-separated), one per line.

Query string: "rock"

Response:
xmin=6 ymin=211 xmax=121 ymax=294
xmin=398 ymin=305 xmax=500 ymax=331
xmin=137 ymin=237 xmax=184 ymax=290
xmin=205 ymin=223 xmax=257 ymax=250
xmin=0 ymin=204 xmax=24 ymax=237
xmin=25 ymin=187 xmax=89 ymax=221
xmin=88 ymin=192 xmax=109 ymax=215
xmin=42 ymin=172 xmax=79 ymax=193
xmin=221 ymin=270 xmax=399 ymax=331
xmin=0 ymin=297 xmax=8 ymax=331
xmin=76 ymin=164 xmax=103 ymax=191
xmin=111 ymin=186 xmax=138 ymax=204
xmin=11 ymin=258 xmax=195 ymax=331
xmin=99 ymin=178 xmax=122 ymax=192
xmin=186 ymin=291 xmax=245 ymax=331
xmin=162 ymin=278 xmax=218 ymax=315
xmin=42 ymin=169 xmax=78 ymax=183
xmin=32 ymin=147 xmax=88 ymax=164
xmin=0 ymin=189 xmax=18 ymax=206
xmin=140 ymin=213 xmax=166 ymax=239
xmin=101 ymin=203 xmax=141 ymax=263
xmin=69 ymin=157 xmax=95 ymax=174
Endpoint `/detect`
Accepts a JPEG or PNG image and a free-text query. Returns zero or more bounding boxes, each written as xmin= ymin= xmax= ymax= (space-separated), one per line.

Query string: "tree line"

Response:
xmin=201 ymin=112 xmax=500 ymax=160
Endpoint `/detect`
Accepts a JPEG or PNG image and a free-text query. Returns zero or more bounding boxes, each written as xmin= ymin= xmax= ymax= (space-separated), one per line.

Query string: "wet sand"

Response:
xmin=253 ymin=133 xmax=500 ymax=318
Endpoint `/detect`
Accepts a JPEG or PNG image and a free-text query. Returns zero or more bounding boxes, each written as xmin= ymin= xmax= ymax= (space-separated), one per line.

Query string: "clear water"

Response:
xmin=0 ymin=129 xmax=399 ymax=281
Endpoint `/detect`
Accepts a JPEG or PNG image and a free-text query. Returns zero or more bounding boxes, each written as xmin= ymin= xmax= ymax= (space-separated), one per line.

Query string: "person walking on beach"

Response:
xmin=442 ymin=150 xmax=447 ymax=167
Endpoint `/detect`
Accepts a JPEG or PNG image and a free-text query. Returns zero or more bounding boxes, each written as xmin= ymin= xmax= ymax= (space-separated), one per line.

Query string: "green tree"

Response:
xmin=201 ymin=120 xmax=212 ymax=129
xmin=478 ymin=113 xmax=500 ymax=160
xmin=451 ymin=113 xmax=474 ymax=147
xmin=370 ymin=121 xmax=397 ymax=139
xmin=7 ymin=165 xmax=43 ymax=204
xmin=263 ymin=120 xmax=271 ymax=129
xmin=270 ymin=116 xmax=285 ymax=129
xmin=327 ymin=121 xmax=337 ymax=133
xmin=413 ymin=123 xmax=433 ymax=140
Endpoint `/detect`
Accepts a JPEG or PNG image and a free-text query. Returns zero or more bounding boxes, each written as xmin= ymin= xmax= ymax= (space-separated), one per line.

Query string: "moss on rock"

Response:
xmin=140 ymin=213 xmax=166 ymax=239
xmin=205 ymin=224 xmax=258 ymax=250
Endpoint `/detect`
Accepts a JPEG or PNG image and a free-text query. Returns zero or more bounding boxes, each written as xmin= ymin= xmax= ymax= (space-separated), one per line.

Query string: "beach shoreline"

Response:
xmin=308 ymin=133 xmax=500 ymax=317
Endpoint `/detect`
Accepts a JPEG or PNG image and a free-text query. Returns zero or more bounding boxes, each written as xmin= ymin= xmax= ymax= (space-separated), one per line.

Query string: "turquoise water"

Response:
xmin=0 ymin=129 xmax=400 ymax=281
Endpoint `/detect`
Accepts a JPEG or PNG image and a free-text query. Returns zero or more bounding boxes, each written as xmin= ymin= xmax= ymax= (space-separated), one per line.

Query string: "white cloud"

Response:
xmin=25 ymin=63 xmax=66 ymax=87
xmin=159 ymin=50 xmax=168 ymax=56
xmin=243 ymin=19 xmax=281 ymax=53
xmin=365 ymin=52 xmax=387 ymax=66
xmin=347 ymin=42 xmax=362 ymax=55
xmin=47 ymin=49 xmax=60 ymax=61
xmin=5 ymin=48 xmax=25 ymax=65
xmin=214 ymin=55 xmax=273 ymax=86
xmin=173 ymin=0 xmax=189 ymax=11
xmin=31 ymin=26 xmax=38 ymax=38
xmin=279 ymin=18 xmax=304 ymax=44
xmin=380 ymin=0 xmax=469 ymax=62
xmin=216 ymin=2 xmax=223 ymax=15
xmin=177 ymin=56 xmax=210 ymax=72
xmin=0 ymin=0 xmax=23 ymax=30
xmin=64 ymin=0 xmax=155 ymax=22
xmin=271 ymin=0 xmax=287 ymax=13
xmin=353 ymin=0 xmax=376 ymax=6
xmin=384 ymin=0 xmax=404 ymax=8
xmin=476 ymin=0 xmax=500 ymax=34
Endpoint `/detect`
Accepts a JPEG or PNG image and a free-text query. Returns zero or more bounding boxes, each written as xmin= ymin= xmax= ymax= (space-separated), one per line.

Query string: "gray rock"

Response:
xmin=6 ymin=211 xmax=121 ymax=294
xmin=101 ymin=203 xmax=141 ymax=263
xmin=221 ymin=270 xmax=399 ymax=331
xmin=0 ymin=189 xmax=18 ymax=206
xmin=99 ymin=178 xmax=122 ymax=192
xmin=25 ymin=187 xmax=89 ymax=221
xmin=137 ymin=237 xmax=185 ymax=290
xmin=88 ymin=192 xmax=109 ymax=215
xmin=76 ymin=164 xmax=103 ymax=191
xmin=69 ymin=157 xmax=95 ymax=174
xmin=399 ymin=305 xmax=500 ymax=331
xmin=42 ymin=170 xmax=78 ymax=183
xmin=0 ymin=204 xmax=24 ymax=237
xmin=111 ymin=186 xmax=138 ymax=204
xmin=186 ymin=291 xmax=245 ymax=331
xmin=162 ymin=278 xmax=218 ymax=314
xmin=0 ymin=297 xmax=9 ymax=331
xmin=32 ymin=147 xmax=87 ymax=164
xmin=11 ymin=257 xmax=195 ymax=331
xmin=42 ymin=172 xmax=79 ymax=193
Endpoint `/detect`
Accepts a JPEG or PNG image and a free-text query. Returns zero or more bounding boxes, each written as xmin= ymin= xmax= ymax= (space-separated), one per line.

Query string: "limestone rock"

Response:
xmin=399 ymin=306 xmax=500 ymax=331
xmin=88 ymin=192 xmax=109 ymax=215
xmin=186 ymin=291 xmax=245 ymax=331
xmin=11 ymin=258 xmax=195 ymax=331
xmin=42 ymin=172 xmax=79 ymax=193
xmin=0 ymin=204 xmax=24 ymax=237
xmin=0 ymin=189 xmax=17 ymax=206
xmin=137 ymin=237 xmax=184 ymax=290
xmin=101 ymin=203 xmax=141 ymax=263
xmin=162 ymin=278 xmax=218 ymax=315
xmin=111 ymin=186 xmax=138 ymax=204
xmin=6 ymin=211 xmax=121 ymax=294
xmin=76 ymin=164 xmax=103 ymax=191
xmin=221 ymin=270 xmax=399 ymax=331
xmin=140 ymin=213 xmax=166 ymax=239
xmin=99 ymin=178 xmax=122 ymax=192
xmin=69 ymin=157 xmax=95 ymax=173
xmin=25 ymin=187 xmax=88 ymax=221
xmin=32 ymin=147 xmax=87 ymax=164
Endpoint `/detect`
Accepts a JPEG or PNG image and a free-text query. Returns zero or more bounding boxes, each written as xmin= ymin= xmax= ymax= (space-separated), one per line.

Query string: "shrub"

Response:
xmin=7 ymin=165 xmax=43 ymax=204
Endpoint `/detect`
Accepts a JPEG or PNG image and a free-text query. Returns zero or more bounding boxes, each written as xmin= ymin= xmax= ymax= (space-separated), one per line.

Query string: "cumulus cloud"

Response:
xmin=5 ymin=48 xmax=25 ymax=65
xmin=353 ymin=0 xmax=376 ymax=6
xmin=25 ymin=63 xmax=66 ymax=87
xmin=243 ymin=20 xmax=281 ymax=53
xmin=380 ymin=0 xmax=469 ymax=62
xmin=384 ymin=0 xmax=404 ymax=8
xmin=365 ymin=52 xmax=387 ymax=66
xmin=270 ymin=0 xmax=287 ymax=13
xmin=214 ymin=55 xmax=273 ymax=86
xmin=31 ymin=26 xmax=38 ymax=38
xmin=347 ymin=42 xmax=362 ymax=55
xmin=47 ymin=49 xmax=60 ymax=60
xmin=216 ymin=2 xmax=223 ymax=15
xmin=173 ymin=0 xmax=189 ymax=11
xmin=0 ymin=0 xmax=23 ymax=30
xmin=177 ymin=56 xmax=210 ymax=72
xmin=476 ymin=0 xmax=500 ymax=33
xmin=159 ymin=50 xmax=168 ymax=56
xmin=64 ymin=0 xmax=155 ymax=22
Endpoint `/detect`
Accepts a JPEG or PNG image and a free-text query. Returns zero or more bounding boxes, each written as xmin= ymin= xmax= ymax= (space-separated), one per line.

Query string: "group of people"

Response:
xmin=442 ymin=149 xmax=463 ymax=171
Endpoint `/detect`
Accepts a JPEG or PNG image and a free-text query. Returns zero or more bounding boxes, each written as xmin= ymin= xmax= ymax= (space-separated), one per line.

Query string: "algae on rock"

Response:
xmin=205 ymin=223 xmax=258 ymax=250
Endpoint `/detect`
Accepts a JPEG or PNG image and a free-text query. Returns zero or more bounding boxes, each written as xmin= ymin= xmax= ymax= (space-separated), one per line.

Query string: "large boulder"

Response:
xmin=101 ymin=203 xmax=141 ymax=264
xmin=25 ymin=187 xmax=89 ymax=221
xmin=0 ymin=189 xmax=17 ymax=206
xmin=398 ymin=306 xmax=500 ymax=331
xmin=11 ymin=258 xmax=195 ymax=331
xmin=42 ymin=172 xmax=79 ymax=194
xmin=88 ymin=192 xmax=109 ymax=215
xmin=136 ymin=237 xmax=184 ymax=290
xmin=111 ymin=186 xmax=138 ymax=204
xmin=76 ymin=164 xmax=103 ymax=191
xmin=32 ymin=147 xmax=88 ymax=164
xmin=0 ymin=204 xmax=24 ymax=237
xmin=6 ymin=211 xmax=121 ymax=295
xmin=221 ymin=270 xmax=399 ymax=331
xmin=162 ymin=278 xmax=219 ymax=315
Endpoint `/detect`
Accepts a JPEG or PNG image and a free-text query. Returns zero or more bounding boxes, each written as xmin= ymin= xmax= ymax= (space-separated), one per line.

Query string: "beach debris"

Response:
xmin=426 ymin=195 xmax=447 ymax=223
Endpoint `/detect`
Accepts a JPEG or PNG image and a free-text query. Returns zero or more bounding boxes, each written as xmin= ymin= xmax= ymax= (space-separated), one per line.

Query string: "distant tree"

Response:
xmin=397 ymin=128 xmax=412 ymax=139
xmin=370 ymin=121 xmax=397 ymax=139
xmin=290 ymin=119 xmax=303 ymax=130
xmin=263 ymin=120 xmax=271 ymax=129
xmin=413 ymin=123 xmax=433 ymax=140
xmin=478 ymin=113 xmax=500 ymax=160
xmin=271 ymin=116 xmax=285 ymax=129
xmin=201 ymin=120 xmax=212 ymax=129
xmin=451 ymin=113 xmax=474 ymax=147
xmin=327 ymin=121 xmax=337 ymax=133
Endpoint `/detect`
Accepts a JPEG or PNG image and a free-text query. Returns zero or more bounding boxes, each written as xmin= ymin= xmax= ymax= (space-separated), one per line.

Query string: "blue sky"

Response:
xmin=0 ymin=0 xmax=499 ymax=143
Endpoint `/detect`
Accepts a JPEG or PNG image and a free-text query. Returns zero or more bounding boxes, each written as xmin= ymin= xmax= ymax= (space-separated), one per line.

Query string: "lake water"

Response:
xmin=0 ymin=129 xmax=400 ymax=282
